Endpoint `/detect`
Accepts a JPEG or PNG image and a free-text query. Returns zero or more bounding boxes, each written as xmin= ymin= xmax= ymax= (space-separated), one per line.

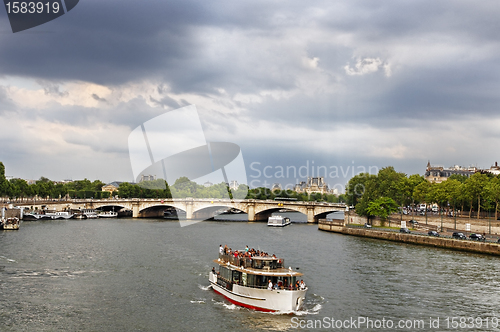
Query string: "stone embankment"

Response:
xmin=319 ymin=219 xmax=500 ymax=256
xmin=345 ymin=212 xmax=500 ymax=235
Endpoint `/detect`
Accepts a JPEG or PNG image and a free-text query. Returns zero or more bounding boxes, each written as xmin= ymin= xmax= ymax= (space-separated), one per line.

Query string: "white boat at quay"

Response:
xmin=98 ymin=211 xmax=118 ymax=218
xmin=1 ymin=217 xmax=20 ymax=230
xmin=44 ymin=211 xmax=74 ymax=219
xmin=82 ymin=209 xmax=98 ymax=219
xmin=209 ymin=248 xmax=307 ymax=312
xmin=24 ymin=211 xmax=73 ymax=220
xmin=267 ymin=215 xmax=291 ymax=227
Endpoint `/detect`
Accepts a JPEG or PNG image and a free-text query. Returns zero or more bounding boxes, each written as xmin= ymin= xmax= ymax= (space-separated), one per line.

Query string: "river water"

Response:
xmin=1 ymin=216 xmax=500 ymax=331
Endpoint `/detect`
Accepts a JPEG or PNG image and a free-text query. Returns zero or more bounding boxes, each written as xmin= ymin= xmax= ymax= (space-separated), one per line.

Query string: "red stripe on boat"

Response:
xmin=212 ymin=288 xmax=275 ymax=312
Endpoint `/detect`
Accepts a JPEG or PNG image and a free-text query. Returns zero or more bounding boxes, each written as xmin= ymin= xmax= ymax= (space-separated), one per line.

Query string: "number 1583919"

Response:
xmin=5 ymin=2 xmax=60 ymax=14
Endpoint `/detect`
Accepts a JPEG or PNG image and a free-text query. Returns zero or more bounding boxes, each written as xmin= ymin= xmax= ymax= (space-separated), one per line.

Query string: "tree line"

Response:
xmin=346 ymin=166 xmax=500 ymax=221
xmin=0 ymin=162 xmax=342 ymax=203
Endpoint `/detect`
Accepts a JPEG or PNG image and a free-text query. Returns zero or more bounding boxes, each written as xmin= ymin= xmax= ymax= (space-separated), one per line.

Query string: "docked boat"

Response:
xmin=23 ymin=211 xmax=73 ymax=220
xmin=44 ymin=211 xmax=74 ymax=219
xmin=209 ymin=249 xmax=307 ymax=312
xmin=98 ymin=211 xmax=118 ymax=218
xmin=1 ymin=217 xmax=20 ymax=230
xmin=268 ymin=215 xmax=291 ymax=227
xmin=82 ymin=209 xmax=98 ymax=219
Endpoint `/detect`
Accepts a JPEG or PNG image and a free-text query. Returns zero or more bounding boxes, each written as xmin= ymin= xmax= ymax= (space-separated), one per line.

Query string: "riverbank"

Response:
xmin=345 ymin=212 xmax=500 ymax=235
xmin=319 ymin=220 xmax=500 ymax=256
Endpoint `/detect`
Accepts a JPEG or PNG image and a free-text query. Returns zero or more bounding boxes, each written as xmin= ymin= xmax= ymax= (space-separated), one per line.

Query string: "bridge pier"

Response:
xmin=247 ymin=201 xmax=255 ymax=221
xmin=186 ymin=200 xmax=193 ymax=219
xmin=132 ymin=201 xmax=140 ymax=218
xmin=307 ymin=207 xmax=315 ymax=223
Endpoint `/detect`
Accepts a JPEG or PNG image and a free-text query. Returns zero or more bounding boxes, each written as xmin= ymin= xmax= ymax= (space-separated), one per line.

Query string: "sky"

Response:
xmin=1 ymin=0 xmax=499 ymax=192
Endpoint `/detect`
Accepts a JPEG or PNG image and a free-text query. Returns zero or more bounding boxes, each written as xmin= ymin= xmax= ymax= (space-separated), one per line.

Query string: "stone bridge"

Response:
xmin=12 ymin=198 xmax=346 ymax=223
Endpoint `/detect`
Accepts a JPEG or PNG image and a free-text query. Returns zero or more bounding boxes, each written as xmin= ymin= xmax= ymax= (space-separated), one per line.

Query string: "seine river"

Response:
xmin=1 ymin=216 xmax=500 ymax=331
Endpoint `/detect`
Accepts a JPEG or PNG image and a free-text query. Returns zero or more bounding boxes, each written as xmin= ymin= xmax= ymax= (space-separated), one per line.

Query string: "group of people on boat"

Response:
xmin=219 ymin=244 xmax=276 ymax=259
xmin=267 ymin=279 xmax=306 ymax=291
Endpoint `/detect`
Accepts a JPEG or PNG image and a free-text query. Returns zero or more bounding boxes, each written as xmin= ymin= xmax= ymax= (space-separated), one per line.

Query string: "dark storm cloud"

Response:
xmin=0 ymin=0 xmax=287 ymax=93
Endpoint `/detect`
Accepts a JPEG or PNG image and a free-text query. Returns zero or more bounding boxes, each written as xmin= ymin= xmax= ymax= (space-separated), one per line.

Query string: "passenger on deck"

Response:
xmin=245 ymin=245 xmax=249 ymax=253
xmin=212 ymin=267 xmax=216 ymax=274
xmin=219 ymin=245 xmax=224 ymax=254
xmin=268 ymin=280 xmax=273 ymax=290
xmin=300 ymin=280 xmax=306 ymax=290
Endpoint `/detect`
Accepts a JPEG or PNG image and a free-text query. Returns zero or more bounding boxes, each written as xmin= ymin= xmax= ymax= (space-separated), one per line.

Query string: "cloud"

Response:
xmin=1 ymin=0 xmax=500 ymax=186
xmin=344 ymin=57 xmax=391 ymax=77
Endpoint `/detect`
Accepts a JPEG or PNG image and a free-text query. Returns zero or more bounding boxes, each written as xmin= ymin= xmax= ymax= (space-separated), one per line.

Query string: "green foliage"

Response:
xmin=448 ymin=174 xmax=469 ymax=183
xmin=366 ymin=197 xmax=399 ymax=220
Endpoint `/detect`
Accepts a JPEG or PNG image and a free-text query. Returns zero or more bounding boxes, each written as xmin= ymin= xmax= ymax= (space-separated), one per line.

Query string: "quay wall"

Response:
xmin=319 ymin=222 xmax=500 ymax=256
xmin=344 ymin=213 xmax=500 ymax=235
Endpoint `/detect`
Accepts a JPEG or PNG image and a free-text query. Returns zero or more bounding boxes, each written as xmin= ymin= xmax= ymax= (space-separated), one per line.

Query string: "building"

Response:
xmin=140 ymin=175 xmax=156 ymax=182
xmin=271 ymin=183 xmax=282 ymax=191
xmin=229 ymin=180 xmax=239 ymax=191
xmin=293 ymin=177 xmax=330 ymax=195
xmin=486 ymin=162 xmax=500 ymax=176
xmin=203 ymin=181 xmax=213 ymax=187
xmin=424 ymin=161 xmax=476 ymax=183
xmin=101 ymin=181 xmax=123 ymax=194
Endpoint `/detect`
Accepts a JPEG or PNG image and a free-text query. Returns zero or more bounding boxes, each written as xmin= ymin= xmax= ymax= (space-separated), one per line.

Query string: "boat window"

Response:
xmin=252 ymin=259 xmax=263 ymax=269
xmin=247 ymin=274 xmax=255 ymax=287
xmin=242 ymin=273 xmax=247 ymax=286
xmin=232 ymin=270 xmax=241 ymax=284
xmin=219 ymin=266 xmax=232 ymax=281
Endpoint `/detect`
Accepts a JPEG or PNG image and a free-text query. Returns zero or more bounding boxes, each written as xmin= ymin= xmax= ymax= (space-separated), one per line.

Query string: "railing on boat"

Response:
xmin=218 ymin=253 xmax=285 ymax=270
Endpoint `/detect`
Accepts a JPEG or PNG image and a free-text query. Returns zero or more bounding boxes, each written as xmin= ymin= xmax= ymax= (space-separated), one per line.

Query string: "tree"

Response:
xmin=464 ymin=173 xmax=489 ymax=219
xmin=345 ymin=173 xmax=376 ymax=207
xmin=375 ymin=166 xmax=406 ymax=202
xmin=366 ymin=197 xmax=399 ymax=222
xmin=0 ymin=162 xmax=7 ymax=196
xmin=485 ymin=177 xmax=500 ymax=222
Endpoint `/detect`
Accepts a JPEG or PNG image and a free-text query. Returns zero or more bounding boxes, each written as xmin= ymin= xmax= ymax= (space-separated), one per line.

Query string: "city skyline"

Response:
xmin=1 ymin=1 xmax=500 ymax=190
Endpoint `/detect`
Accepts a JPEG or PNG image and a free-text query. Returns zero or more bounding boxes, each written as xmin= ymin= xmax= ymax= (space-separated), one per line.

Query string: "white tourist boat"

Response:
xmin=1 ymin=217 xmax=20 ymax=230
xmin=267 ymin=215 xmax=291 ymax=227
xmin=43 ymin=211 xmax=74 ymax=219
xmin=98 ymin=211 xmax=118 ymax=218
xmin=209 ymin=249 xmax=307 ymax=312
xmin=23 ymin=211 xmax=73 ymax=220
xmin=82 ymin=209 xmax=98 ymax=219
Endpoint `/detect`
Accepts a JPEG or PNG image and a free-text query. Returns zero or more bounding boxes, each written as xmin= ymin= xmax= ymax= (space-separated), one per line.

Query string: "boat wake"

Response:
xmin=8 ymin=269 xmax=105 ymax=279
xmin=190 ymin=300 xmax=206 ymax=304
xmin=198 ymin=284 xmax=212 ymax=291
xmin=212 ymin=299 xmax=242 ymax=311
xmin=0 ymin=255 xmax=16 ymax=263
xmin=294 ymin=293 xmax=324 ymax=316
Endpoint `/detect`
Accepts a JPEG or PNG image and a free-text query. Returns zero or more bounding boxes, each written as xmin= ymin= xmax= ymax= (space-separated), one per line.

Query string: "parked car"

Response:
xmin=399 ymin=227 xmax=411 ymax=234
xmin=408 ymin=220 xmax=419 ymax=226
xmin=364 ymin=223 xmax=372 ymax=228
xmin=428 ymin=230 xmax=440 ymax=237
xmin=469 ymin=233 xmax=485 ymax=241
xmin=452 ymin=232 xmax=467 ymax=240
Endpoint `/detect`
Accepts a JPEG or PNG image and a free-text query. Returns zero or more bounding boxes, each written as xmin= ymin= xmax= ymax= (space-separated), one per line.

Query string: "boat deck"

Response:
xmin=213 ymin=259 xmax=303 ymax=277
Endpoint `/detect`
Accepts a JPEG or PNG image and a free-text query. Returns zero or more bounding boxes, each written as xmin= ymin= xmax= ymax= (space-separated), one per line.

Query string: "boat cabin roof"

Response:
xmin=214 ymin=254 xmax=303 ymax=277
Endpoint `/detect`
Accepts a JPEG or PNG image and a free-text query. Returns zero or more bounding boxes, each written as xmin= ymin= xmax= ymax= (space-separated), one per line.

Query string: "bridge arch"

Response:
xmin=138 ymin=203 xmax=186 ymax=218
xmin=254 ymin=206 xmax=308 ymax=222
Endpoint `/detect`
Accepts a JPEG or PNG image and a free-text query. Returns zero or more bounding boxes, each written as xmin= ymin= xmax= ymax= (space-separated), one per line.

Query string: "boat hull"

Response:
xmin=209 ymin=272 xmax=306 ymax=312
xmin=1 ymin=223 xmax=20 ymax=230
xmin=267 ymin=221 xmax=291 ymax=227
